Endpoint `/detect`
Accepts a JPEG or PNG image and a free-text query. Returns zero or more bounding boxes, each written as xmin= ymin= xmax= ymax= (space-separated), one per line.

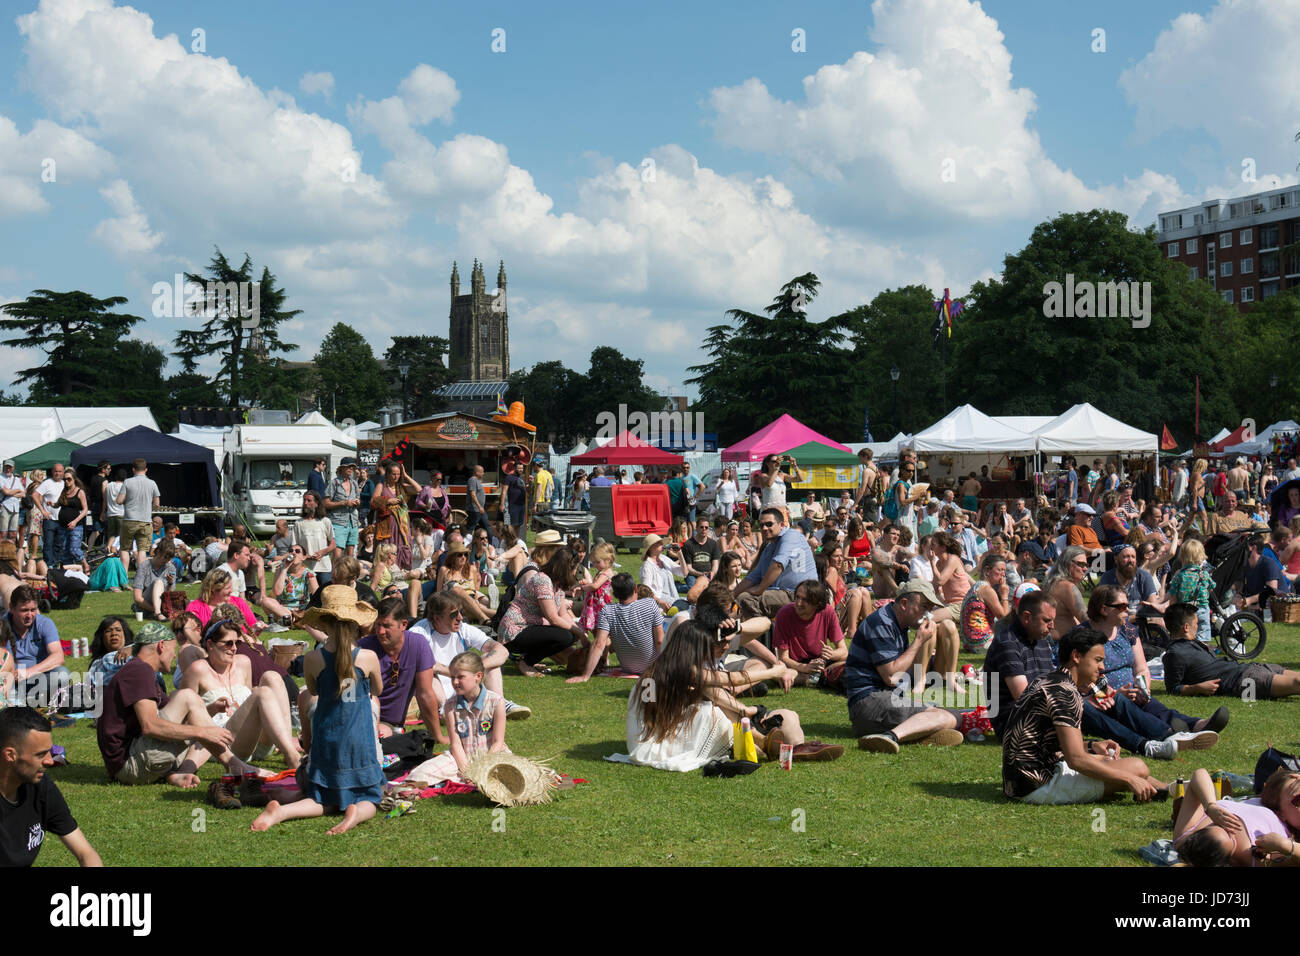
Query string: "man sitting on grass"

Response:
xmin=1001 ymin=626 xmax=1166 ymax=804
xmin=772 ymin=579 xmax=847 ymax=690
xmin=96 ymin=622 xmax=266 ymax=792
xmin=1161 ymin=602 xmax=1300 ymax=700
xmin=132 ymin=539 xmax=178 ymax=621
xmin=981 ymin=590 xmax=1057 ymax=737
xmin=849 ymin=580 xmax=966 ymax=754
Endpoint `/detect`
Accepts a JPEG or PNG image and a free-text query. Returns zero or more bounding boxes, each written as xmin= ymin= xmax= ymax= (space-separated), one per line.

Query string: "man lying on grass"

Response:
xmin=1001 ymin=626 xmax=1166 ymax=805
xmin=1161 ymin=601 xmax=1300 ymax=700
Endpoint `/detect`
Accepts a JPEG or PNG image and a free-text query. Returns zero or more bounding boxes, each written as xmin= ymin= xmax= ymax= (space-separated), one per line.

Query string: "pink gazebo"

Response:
xmin=721 ymin=414 xmax=852 ymax=463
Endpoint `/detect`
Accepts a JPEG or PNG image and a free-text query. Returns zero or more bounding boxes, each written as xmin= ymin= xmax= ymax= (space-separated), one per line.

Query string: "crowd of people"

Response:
xmin=2 ymin=445 xmax=1298 ymax=866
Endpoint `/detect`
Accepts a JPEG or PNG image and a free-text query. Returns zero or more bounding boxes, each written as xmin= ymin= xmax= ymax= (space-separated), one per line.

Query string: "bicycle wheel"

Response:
xmin=1217 ymin=611 xmax=1266 ymax=661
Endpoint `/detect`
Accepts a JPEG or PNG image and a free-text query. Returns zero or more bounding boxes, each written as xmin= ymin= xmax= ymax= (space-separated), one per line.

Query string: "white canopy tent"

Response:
xmin=0 ymin=407 xmax=159 ymax=465
xmin=912 ymin=405 xmax=1037 ymax=454
xmin=845 ymin=432 xmax=912 ymax=461
xmin=1032 ymin=403 xmax=1159 ymax=458
xmin=997 ymin=416 xmax=1055 ymax=435
xmin=295 ymin=411 xmax=358 ymax=454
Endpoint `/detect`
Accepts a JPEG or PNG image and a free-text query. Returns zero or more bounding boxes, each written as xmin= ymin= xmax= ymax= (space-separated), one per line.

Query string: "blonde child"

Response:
xmin=578 ymin=542 xmax=617 ymax=633
xmin=252 ymin=586 xmax=384 ymax=835
xmin=446 ymin=650 xmax=509 ymax=775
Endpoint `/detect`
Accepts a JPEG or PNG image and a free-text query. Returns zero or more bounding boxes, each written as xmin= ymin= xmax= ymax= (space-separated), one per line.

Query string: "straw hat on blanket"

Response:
xmin=462 ymin=752 xmax=558 ymax=807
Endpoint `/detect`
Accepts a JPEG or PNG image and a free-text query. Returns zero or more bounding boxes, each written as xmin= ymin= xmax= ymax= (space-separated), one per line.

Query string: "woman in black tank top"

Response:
xmin=56 ymin=473 xmax=90 ymax=569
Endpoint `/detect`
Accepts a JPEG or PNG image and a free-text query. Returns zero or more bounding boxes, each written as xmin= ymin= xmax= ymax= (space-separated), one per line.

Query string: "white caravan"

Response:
xmin=222 ymin=422 xmax=355 ymax=535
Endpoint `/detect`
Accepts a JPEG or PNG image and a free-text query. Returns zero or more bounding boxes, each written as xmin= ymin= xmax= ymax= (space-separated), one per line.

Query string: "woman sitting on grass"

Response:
xmin=438 ymin=543 xmax=493 ymax=626
xmin=186 ymin=567 xmax=260 ymax=633
xmin=497 ymin=543 xmax=584 ymax=677
xmin=626 ymin=620 xmax=840 ymax=771
xmin=721 ymin=522 xmax=751 ymax=569
xmin=493 ymin=526 xmax=528 ymax=587
xmin=252 ymin=587 xmax=383 ymax=834
xmin=273 ymin=543 xmax=318 ymax=620
xmin=0 ymin=540 xmax=42 ymax=608
xmin=171 ymin=611 xmax=205 ymax=686
xmin=182 ymin=619 xmax=302 ymax=770
xmin=86 ymin=615 xmax=135 ymax=689
xmin=1174 ymin=767 xmax=1300 ymax=866
xmin=818 ymin=544 xmax=870 ymax=642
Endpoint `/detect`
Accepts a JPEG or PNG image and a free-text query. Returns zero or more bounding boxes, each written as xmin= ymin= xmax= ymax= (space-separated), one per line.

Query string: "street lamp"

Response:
xmin=398 ymin=360 xmax=411 ymax=422
xmin=890 ymin=365 xmax=901 ymax=434
xmin=1270 ymin=372 xmax=1278 ymax=423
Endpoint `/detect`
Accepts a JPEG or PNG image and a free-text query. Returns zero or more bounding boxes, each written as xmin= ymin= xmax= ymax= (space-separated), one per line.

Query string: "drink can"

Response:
xmin=778 ymin=743 xmax=794 ymax=770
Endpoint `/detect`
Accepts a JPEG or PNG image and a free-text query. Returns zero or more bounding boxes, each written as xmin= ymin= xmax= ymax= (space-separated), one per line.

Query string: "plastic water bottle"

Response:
xmin=487 ymin=576 xmax=500 ymax=609
xmin=965 ymin=729 xmax=984 ymax=743
xmin=1263 ymin=604 xmax=1272 ymax=623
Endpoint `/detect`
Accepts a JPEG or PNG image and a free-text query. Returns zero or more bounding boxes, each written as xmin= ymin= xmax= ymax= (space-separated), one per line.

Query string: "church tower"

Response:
xmin=448 ymin=258 xmax=509 ymax=382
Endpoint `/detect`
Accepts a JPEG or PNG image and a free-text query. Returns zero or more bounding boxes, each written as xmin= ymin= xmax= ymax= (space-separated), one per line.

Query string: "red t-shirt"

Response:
xmin=772 ymin=604 xmax=843 ymax=663
xmin=96 ymin=656 xmax=169 ymax=778
xmin=848 ymin=534 xmax=872 ymax=560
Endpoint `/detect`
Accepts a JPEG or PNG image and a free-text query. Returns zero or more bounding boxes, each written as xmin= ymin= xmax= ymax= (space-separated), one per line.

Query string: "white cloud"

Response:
xmin=299 ymin=71 xmax=334 ymax=98
xmin=16 ymin=0 xmax=398 ymax=244
xmin=708 ymin=0 xmax=1177 ymax=227
xmin=92 ymin=179 xmax=162 ymax=254
xmin=0 ymin=115 xmax=114 ymax=217
xmin=1119 ymin=0 xmax=1300 ymax=198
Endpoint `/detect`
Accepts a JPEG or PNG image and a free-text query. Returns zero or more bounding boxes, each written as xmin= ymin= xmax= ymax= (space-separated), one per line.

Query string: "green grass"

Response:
xmin=30 ymin=568 xmax=1300 ymax=867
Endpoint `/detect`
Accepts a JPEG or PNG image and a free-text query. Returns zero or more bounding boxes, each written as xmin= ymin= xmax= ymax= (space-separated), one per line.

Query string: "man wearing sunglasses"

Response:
xmin=733 ymin=507 xmax=816 ymax=621
xmin=358 ymin=597 xmax=445 ymax=740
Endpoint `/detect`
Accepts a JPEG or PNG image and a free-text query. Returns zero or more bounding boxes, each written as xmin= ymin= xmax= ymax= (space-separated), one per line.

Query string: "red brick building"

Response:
xmin=1156 ymin=185 xmax=1300 ymax=310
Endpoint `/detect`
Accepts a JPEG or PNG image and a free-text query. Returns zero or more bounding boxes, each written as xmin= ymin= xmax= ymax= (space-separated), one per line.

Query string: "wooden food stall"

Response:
xmin=380 ymin=408 xmax=537 ymax=516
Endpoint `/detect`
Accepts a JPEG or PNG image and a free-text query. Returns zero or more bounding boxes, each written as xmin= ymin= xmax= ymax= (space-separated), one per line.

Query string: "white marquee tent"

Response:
xmin=1032 ymin=403 xmax=1159 ymax=457
xmin=912 ymin=405 xmax=1037 ymax=454
xmin=1 ymin=407 xmax=159 ymax=464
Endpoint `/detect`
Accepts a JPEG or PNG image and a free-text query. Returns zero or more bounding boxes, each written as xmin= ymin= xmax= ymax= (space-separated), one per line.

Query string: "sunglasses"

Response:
xmin=385 ymin=660 xmax=401 ymax=682
xmin=211 ymin=640 xmax=239 ymax=649
xmin=1071 ymin=560 xmax=1088 ymax=568
xmin=760 ymin=521 xmax=777 ymax=528
xmin=1106 ymin=603 xmax=1130 ymax=611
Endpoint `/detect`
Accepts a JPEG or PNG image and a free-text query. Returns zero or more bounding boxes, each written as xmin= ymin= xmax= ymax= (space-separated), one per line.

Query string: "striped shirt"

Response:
xmin=597 ymin=598 xmax=662 ymax=674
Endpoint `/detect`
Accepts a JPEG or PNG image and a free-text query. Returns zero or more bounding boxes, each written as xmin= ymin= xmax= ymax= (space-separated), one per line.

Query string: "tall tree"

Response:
xmin=580 ymin=346 xmax=663 ymax=431
xmin=0 ymin=290 xmax=144 ymax=400
xmin=687 ymin=274 xmax=860 ymax=443
xmin=506 ymin=361 xmax=587 ymax=448
xmin=314 ymin=323 xmax=386 ymax=423
xmin=172 ymin=248 xmax=300 ymax=405
xmin=949 ymin=209 xmax=1243 ymax=439
xmin=384 ymin=335 xmax=455 ymax=419
xmin=241 ymin=356 xmax=313 ymax=416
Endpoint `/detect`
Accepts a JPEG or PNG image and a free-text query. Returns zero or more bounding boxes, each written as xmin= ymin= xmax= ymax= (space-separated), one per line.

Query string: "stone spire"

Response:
xmin=450 ymin=260 xmax=459 ymax=298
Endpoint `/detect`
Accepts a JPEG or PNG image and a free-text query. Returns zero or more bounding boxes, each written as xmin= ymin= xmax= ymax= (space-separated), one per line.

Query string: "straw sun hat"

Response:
xmin=462 ymin=752 xmax=558 ymax=807
xmin=300 ymin=585 xmax=377 ymax=630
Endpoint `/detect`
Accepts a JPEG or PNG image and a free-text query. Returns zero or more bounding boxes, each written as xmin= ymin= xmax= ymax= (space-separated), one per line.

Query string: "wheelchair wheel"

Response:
xmin=1217 ymin=611 xmax=1266 ymax=661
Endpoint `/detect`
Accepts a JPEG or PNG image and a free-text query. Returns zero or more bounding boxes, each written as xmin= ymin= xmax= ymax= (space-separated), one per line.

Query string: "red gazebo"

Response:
xmin=569 ymin=430 xmax=684 ymax=466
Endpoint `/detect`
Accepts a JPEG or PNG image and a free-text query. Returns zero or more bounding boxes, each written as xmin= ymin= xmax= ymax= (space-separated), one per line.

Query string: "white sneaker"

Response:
xmin=1143 ymin=738 xmax=1177 ymax=760
xmin=504 ymin=699 xmax=532 ymax=721
xmin=263 ymin=621 xmax=289 ymax=633
xmin=1170 ymin=730 xmax=1219 ymax=751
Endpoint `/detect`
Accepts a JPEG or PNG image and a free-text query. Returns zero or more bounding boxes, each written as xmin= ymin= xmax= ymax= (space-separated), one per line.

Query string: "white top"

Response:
xmin=409 ymin=618 xmax=495 ymax=699
xmin=36 ymin=478 xmax=63 ymax=510
xmin=0 ymin=474 xmax=24 ymax=514
xmin=909 ymin=554 xmax=933 ymax=583
xmin=201 ymin=684 xmax=251 ymax=728
xmin=639 ymin=553 xmax=679 ymax=606
xmin=218 ymin=561 xmax=248 ymax=597
xmin=293 ymin=518 xmax=334 ymax=573
xmin=760 ymin=477 xmax=787 ymax=509
xmin=716 ymin=480 xmax=737 ymax=505
xmin=625 ymin=688 xmax=732 ymax=772
xmin=104 ymin=480 xmax=124 ymax=518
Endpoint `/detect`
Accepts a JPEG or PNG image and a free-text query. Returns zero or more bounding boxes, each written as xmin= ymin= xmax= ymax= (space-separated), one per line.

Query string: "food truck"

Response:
xmin=379 ymin=406 xmax=537 ymax=516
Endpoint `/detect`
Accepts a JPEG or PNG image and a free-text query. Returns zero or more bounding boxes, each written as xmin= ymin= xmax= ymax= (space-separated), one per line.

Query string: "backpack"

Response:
xmin=489 ymin=566 xmax=536 ymax=632
xmin=881 ymin=481 xmax=902 ymax=521
xmin=1254 ymin=745 xmax=1300 ymax=794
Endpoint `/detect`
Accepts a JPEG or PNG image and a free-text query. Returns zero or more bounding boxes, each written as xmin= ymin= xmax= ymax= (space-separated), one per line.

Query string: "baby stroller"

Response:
xmin=1135 ymin=532 xmax=1266 ymax=662
xmin=1206 ymin=533 xmax=1267 ymax=661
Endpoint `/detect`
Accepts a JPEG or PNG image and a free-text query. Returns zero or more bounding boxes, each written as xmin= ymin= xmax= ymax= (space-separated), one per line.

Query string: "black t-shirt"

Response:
xmin=681 ymin=537 xmax=721 ymax=575
xmin=0 ymin=776 xmax=76 ymax=866
xmin=1160 ymin=639 xmax=1247 ymax=696
xmin=982 ymin=618 xmax=1056 ymax=736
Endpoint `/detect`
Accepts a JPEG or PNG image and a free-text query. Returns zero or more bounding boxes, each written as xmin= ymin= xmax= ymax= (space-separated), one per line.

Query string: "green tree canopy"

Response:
xmin=314 ymin=324 xmax=386 ymax=423
xmin=0 ymin=290 xmax=144 ymax=401
xmin=384 ymin=335 xmax=455 ymax=419
xmin=687 ymin=274 xmax=860 ymax=443
xmin=172 ymin=248 xmax=300 ymax=405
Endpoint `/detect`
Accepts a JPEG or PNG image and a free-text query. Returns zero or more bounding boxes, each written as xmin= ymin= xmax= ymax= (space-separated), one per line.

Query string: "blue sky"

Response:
xmin=1 ymin=0 xmax=1296 ymax=405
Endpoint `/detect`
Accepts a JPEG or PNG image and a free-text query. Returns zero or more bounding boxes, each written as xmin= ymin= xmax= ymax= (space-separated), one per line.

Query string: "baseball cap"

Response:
xmin=1073 ymin=503 xmax=1097 ymax=515
xmin=895 ymin=579 xmax=944 ymax=608
xmin=133 ymin=621 xmax=174 ymax=646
